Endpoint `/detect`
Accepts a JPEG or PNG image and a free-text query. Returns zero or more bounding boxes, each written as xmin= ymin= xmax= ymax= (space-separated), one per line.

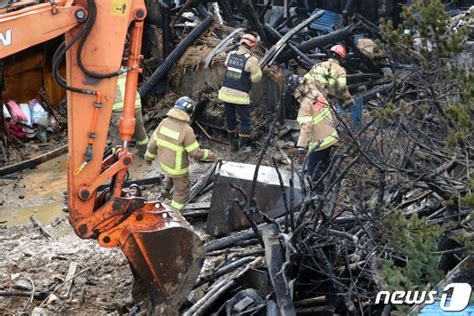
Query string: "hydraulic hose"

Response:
xmin=76 ymin=0 xmax=124 ymax=79
xmin=52 ymin=24 xmax=97 ymax=94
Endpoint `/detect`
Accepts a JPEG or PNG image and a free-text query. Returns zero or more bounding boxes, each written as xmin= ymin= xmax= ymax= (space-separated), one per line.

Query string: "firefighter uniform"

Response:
xmin=294 ymin=81 xmax=339 ymax=181
xmin=304 ymin=58 xmax=352 ymax=107
xmin=218 ymin=46 xmax=262 ymax=149
xmin=111 ymin=73 xmax=149 ymax=154
xmin=144 ymin=108 xmax=213 ymax=211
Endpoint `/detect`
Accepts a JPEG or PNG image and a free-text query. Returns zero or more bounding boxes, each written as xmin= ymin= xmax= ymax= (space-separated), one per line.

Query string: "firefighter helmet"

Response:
xmin=288 ymin=74 xmax=304 ymax=92
xmin=174 ymin=96 xmax=195 ymax=114
xmin=239 ymin=34 xmax=257 ymax=47
xmin=329 ymin=44 xmax=347 ymax=59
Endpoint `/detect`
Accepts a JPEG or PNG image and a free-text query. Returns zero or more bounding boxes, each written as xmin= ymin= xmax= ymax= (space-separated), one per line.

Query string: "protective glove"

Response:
xmin=296 ymin=147 xmax=306 ymax=162
xmin=208 ymin=151 xmax=218 ymax=161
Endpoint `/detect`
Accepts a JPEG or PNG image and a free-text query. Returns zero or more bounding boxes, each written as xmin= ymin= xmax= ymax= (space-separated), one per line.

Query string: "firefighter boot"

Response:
xmin=228 ymin=131 xmax=239 ymax=152
xmin=238 ymin=138 xmax=252 ymax=154
xmin=137 ymin=143 xmax=147 ymax=157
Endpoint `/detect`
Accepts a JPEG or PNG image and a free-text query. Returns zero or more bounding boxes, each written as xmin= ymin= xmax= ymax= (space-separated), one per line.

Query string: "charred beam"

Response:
xmin=278 ymin=23 xmax=359 ymax=61
xmin=260 ymin=10 xmax=325 ymax=68
xmin=139 ymin=15 xmax=214 ymax=98
xmin=242 ymin=0 xmax=270 ymax=46
xmin=0 ymin=145 xmax=67 ymax=177
xmin=261 ymin=223 xmax=295 ymax=316
xmin=264 ymin=23 xmax=314 ymax=70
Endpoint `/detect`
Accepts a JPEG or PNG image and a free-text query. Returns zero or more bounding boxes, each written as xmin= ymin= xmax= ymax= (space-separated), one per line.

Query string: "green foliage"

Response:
xmin=446 ymin=131 xmax=466 ymax=149
xmin=375 ymin=102 xmax=399 ymax=127
xmin=460 ymin=177 xmax=474 ymax=208
xmin=451 ymin=223 xmax=474 ymax=255
xmin=446 ymin=103 xmax=473 ymax=128
xmin=381 ymin=0 xmax=473 ymax=148
xmin=381 ymin=0 xmax=468 ymax=61
xmin=377 ymin=211 xmax=445 ymax=313
xmin=378 ymin=211 xmax=444 ymax=294
xmin=374 ymin=3 xmax=473 ymax=312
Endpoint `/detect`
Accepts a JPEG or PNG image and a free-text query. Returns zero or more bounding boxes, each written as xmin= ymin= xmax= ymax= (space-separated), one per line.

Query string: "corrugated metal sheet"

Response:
xmin=309 ymin=9 xmax=341 ymax=33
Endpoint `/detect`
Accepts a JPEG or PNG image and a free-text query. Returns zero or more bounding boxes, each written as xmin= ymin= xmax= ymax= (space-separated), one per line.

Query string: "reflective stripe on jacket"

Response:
xmin=113 ymin=74 xmax=142 ymax=111
xmin=218 ymin=46 xmax=262 ymax=105
xmin=145 ymin=108 xmax=209 ymax=177
xmin=304 ymin=59 xmax=352 ymax=106
xmin=296 ymin=89 xmax=338 ymax=151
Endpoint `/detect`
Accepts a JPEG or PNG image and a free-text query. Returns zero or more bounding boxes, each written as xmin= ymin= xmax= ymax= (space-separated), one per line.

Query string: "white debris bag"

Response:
xmin=29 ymin=99 xmax=50 ymax=127
xmin=19 ymin=103 xmax=33 ymax=127
xmin=2 ymin=103 xmax=12 ymax=120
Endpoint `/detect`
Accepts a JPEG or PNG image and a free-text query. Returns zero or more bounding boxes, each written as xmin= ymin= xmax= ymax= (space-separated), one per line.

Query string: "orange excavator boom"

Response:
xmin=1 ymin=0 xmax=204 ymax=310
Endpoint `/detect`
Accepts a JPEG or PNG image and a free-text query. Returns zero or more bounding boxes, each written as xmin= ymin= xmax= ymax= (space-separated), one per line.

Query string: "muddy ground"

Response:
xmin=0 ymin=135 xmax=278 ymax=314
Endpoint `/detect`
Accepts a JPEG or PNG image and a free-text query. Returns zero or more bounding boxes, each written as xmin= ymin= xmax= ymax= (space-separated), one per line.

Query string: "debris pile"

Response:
xmin=136 ymin=1 xmax=473 ymax=314
xmin=3 ymin=100 xmax=59 ymax=142
xmin=0 ymin=0 xmax=473 ymax=315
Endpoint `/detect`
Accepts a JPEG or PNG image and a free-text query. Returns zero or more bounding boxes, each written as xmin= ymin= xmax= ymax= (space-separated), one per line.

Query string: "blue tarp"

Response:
xmin=420 ymin=302 xmax=474 ymax=315
xmin=309 ymin=9 xmax=340 ymax=33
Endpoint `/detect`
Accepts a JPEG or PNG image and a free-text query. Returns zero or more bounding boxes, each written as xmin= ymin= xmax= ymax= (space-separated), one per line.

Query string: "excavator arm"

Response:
xmin=1 ymin=0 xmax=204 ymax=309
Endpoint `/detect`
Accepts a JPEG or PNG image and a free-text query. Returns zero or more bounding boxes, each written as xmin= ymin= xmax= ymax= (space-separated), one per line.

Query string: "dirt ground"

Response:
xmin=0 ymin=221 xmax=134 ymax=314
xmin=0 ymin=133 xmax=276 ymax=314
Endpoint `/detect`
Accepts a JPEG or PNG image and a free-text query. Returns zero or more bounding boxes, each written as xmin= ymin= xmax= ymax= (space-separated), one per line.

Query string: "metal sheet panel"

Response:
xmin=206 ymin=161 xmax=302 ymax=237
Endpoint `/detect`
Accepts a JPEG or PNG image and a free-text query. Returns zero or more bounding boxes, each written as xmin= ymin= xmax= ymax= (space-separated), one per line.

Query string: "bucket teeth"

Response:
xmin=119 ymin=209 xmax=204 ymax=310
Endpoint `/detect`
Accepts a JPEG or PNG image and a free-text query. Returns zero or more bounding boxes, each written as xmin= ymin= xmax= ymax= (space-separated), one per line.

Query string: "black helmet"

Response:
xmin=287 ymin=74 xmax=303 ymax=92
xmin=174 ymin=96 xmax=195 ymax=114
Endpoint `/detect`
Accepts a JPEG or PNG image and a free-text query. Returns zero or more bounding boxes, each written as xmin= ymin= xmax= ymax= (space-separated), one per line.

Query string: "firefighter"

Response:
xmin=304 ymin=44 xmax=353 ymax=108
xmin=289 ymin=75 xmax=339 ymax=184
xmin=110 ymin=72 xmax=149 ymax=155
xmin=218 ymin=33 xmax=263 ymax=153
xmin=144 ymin=96 xmax=217 ymax=211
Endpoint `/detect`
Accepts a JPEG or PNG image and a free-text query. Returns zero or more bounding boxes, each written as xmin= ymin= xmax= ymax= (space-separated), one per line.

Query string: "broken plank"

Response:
xmin=294 ymin=296 xmax=326 ymax=307
xmin=30 ymin=215 xmax=52 ymax=239
xmin=204 ymin=27 xmax=244 ymax=69
xmin=182 ymin=209 xmax=209 ymax=219
xmin=194 ymin=256 xmax=255 ymax=288
xmin=58 ymin=262 xmax=78 ymax=298
xmin=260 ymin=10 xmax=325 ymax=68
xmin=0 ymin=291 xmax=49 ymax=299
xmin=204 ymin=214 xmax=299 ymax=252
xmin=183 ymin=202 xmax=210 ymax=210
xmin=139 ymin=15 xmax=214 ymax=98
xmin=278 ymin=23 xmax=359 ymax=61
xmin=185 ymin=279 xmax=234 ymax=316
xmin=261 ymin=223 xmax=295 ymax=316
xmin=242 ymin=0 xmax=270 ymax=46
xmin=0 ymin=145 xmax=67 ymax=177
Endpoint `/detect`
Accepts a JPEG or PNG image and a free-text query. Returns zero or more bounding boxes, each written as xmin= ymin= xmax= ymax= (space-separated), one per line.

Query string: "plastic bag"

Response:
xmin=29 ymin=99 xmax=50 ymax=127
xmin=19 ymin=103 xmax=32 ymax=127
xmin=6 ymin=100 xmax=27 ymax=123
xmin=48 ymin=114 xmax=60 ymax=132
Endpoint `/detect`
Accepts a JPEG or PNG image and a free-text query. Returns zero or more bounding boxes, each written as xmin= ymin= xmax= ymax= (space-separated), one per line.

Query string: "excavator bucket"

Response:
xmin=102 ymin=202 xmax=204 ymax=311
